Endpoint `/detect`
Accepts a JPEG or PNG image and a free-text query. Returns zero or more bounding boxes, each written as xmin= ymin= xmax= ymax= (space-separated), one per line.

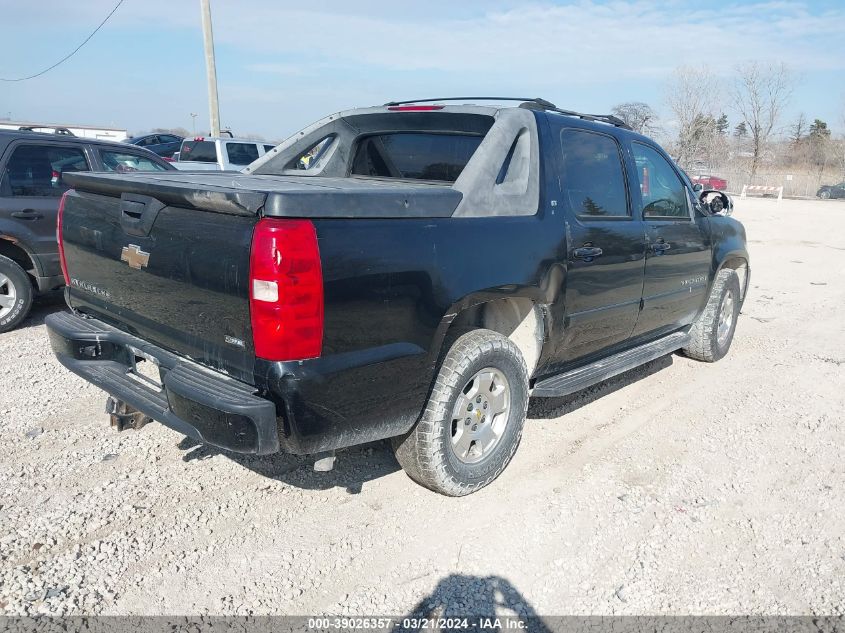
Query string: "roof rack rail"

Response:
xmin=382 ymin=97 xmax=631 ymax=130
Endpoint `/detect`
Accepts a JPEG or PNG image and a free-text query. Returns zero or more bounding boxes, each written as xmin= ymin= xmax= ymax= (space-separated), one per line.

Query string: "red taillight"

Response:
xmin=57 ymin=191 xmax=71 ymax=285
xmin=387 ymin=105 xmax=444 ymax=111
xmin=249 ymin=218 xmax=323 ymax=361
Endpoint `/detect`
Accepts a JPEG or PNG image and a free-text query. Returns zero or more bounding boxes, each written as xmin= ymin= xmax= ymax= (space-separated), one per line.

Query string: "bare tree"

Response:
xmin=664 ymin=66 xmax=717 ymax=169
xmin=153 ymin=127 xmax=191 ymax=137
xmin=610 ymin=102 xmax=658 ymax=135
xmin=730 ymin=61 xmax=793 ymax=181
xmin=788 ymin=113 xmax=807 ymax=145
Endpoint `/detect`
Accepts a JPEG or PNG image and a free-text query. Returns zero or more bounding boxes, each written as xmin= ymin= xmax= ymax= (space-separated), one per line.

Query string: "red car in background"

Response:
xmin=692 ymin=174 xmax=728 ymax=191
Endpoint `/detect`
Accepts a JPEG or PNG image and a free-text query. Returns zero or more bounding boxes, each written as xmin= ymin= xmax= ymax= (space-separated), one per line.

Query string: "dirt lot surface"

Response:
xmin=1 ymin=198 xmax=844 ymax=617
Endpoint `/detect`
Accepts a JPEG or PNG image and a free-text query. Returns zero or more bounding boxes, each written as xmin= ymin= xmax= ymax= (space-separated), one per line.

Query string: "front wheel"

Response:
xmin=682 ymin=269 xmax=741 ymax=362
xmin=819 ymin=190 xmax=831 ymax=200
xmin=0 ymin=255 xmax=34 ymax=333
xmin=392 ymin=329 xmax=529 ymax=496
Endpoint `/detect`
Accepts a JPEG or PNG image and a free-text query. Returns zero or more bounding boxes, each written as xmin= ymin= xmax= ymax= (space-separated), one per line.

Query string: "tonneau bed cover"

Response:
xmin=63 ymin=172 xmax=463 ymax=218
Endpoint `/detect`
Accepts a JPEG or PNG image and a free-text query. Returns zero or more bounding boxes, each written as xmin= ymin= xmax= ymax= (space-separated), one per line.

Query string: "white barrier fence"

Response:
xmin=740 ymin=184 xmax=784 ymax=202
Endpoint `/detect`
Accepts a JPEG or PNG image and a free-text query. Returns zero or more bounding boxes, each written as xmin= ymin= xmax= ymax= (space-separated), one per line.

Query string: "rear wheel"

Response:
xmin=0 ymin=255 xmax=33 ymax=333
xmin=392 ymin=329 xmax=529 ymax=496
xmin=682 ymin=268 xmax=741 ymax=362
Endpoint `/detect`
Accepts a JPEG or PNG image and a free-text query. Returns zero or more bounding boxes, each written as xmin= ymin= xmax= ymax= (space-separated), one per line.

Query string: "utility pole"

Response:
xmin=190 ymin=112 xmax=198 ymax=136
xmin=200 ymin=0 xmax=221 ymax=137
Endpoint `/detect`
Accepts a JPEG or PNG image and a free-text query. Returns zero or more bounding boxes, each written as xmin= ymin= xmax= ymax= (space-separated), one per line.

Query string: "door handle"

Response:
xmin=11 ymin=209 xmax=43 ymax=220
xmin=650 ymin=240 xmax=671 ymax=254
xmin=573 ymin=246 xmax=603 ymax=260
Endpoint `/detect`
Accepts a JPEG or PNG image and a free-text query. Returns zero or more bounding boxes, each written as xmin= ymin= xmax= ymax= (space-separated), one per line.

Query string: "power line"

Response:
xmin=0 ymin=0 xmax=124 ymax=82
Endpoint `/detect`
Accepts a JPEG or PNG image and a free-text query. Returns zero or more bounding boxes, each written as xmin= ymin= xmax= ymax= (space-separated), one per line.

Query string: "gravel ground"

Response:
xmin=1 ymin=197 xmax=844 ymax=617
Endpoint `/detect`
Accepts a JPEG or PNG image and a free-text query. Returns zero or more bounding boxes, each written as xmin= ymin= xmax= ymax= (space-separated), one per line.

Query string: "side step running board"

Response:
xmin=532 ymin=331 xmax=690 ymax=398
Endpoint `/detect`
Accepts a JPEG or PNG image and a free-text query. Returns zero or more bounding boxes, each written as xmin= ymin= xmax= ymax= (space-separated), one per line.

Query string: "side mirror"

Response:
xmin=692 ymin=183 xmax=704 ymax=193
xmin=699 ymin=190 xmax=732 ymax=216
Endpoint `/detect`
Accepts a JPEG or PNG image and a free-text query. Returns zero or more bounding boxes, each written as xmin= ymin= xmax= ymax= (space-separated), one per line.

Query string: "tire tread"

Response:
xmin=683 ymin=268 xmax=740 ymax=362
xmin=393 ymin=329 xmax=528 ymax=496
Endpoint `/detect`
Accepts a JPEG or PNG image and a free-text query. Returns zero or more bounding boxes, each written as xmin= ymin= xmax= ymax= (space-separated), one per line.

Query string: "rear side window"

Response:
xmin=287 ymin=136 xmax=335 ymax=170
xmin=3 ymin=144 xmax=90 ymax=197
xmin=559 ymin=129 xmax=628 ymax=217
xmin=226 ymin=142 xmax=259 ymax=166
xmin=100 ymin=150 xmax=168 ymax=173
xmin=632 ymin=142 xmax=689 ymax=219
xmin=180 ymin=140 xmax=217 ymax=162
xmin=264 ymin=145 xmax=275 ymax=153
xmin=350 ymin=133 xmax=483 ymax=182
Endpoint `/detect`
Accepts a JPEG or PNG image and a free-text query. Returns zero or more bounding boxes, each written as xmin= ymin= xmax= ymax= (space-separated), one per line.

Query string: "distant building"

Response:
xmin=0 ymin=120 xmax=128 ymax=141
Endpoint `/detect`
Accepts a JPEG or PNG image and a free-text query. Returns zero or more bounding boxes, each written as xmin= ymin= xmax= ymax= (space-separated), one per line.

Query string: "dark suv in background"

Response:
xmin=0 ymin=130 xmax=174 ymax=332
xmin=125 ymin=133 xmax=183 ymax=159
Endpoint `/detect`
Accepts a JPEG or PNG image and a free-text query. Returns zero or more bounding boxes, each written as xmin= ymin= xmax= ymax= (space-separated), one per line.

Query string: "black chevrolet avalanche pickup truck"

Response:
xmin=46 ymin=98 xmax=748 ymax=496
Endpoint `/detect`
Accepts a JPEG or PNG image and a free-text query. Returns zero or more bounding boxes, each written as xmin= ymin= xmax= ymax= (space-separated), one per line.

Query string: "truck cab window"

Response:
xmin=632 ymin=142 xmax=689 ymax=219
xmin=179 ymin=141 xmax=217 ymax=163
xmin=559 ymin=129 xmax=628 ymax=217
xmin=350 ymin=133 xmax=483 ymax=182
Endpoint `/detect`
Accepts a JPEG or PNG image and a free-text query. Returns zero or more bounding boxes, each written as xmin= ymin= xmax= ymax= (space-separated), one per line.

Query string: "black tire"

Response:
xmin=682 ymin=269 xmax=741 ymax=362
xmin=0 ymin=255 xmax=34 ymax=333
xmin=392 ymin=329 xmax=529 ymax=496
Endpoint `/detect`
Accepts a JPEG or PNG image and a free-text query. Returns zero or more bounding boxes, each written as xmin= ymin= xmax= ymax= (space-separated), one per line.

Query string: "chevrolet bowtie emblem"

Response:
xmin=121 ymin=244 xmax=150 ymax=270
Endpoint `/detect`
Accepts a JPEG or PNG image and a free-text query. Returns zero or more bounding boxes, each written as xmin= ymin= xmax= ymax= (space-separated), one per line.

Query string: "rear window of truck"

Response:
xmin=350 ymin=133 xmax=483 ymax=182
xmin=179 ymin=140 xmax=216 ymax=162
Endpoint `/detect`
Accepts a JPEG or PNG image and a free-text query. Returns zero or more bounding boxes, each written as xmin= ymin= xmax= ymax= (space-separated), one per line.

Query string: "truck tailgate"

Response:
xmin=60 ymin=187 xmax=259 ymax=382
xmin=58 ymin=170 xmax=462 ymax=382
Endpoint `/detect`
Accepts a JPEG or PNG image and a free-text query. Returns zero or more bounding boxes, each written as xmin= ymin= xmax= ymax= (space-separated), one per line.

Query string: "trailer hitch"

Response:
xmin=105 ymin=397 xmax=152 ymax=432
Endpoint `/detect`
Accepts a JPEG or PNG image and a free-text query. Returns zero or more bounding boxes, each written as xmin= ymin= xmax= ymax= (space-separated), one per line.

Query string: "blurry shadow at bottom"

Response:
xmin=402 ymin=574 xmax=551 ymax=632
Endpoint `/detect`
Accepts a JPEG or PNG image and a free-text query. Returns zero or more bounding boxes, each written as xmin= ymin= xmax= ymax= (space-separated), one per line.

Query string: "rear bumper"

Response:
xmin=45 ymin=311 xmax=279 ymax=454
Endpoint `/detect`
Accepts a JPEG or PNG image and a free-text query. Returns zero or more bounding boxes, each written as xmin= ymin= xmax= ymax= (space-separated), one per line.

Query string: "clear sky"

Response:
xmin=1 ymin=0 xmax=843 ymax=141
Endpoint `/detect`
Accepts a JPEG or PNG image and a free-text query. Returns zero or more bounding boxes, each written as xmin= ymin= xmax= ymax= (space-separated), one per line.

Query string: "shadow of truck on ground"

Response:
xmin=177 ymin=355 xmax=675 ymax=493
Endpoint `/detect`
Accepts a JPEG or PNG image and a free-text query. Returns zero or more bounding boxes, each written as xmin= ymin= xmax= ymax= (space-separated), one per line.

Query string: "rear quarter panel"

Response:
xmin=259 ymin=211 xmax=565 ymax=453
